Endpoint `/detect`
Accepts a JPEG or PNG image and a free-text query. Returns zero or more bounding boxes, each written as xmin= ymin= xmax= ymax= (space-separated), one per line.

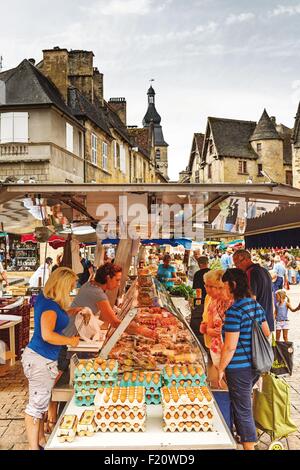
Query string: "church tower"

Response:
xmin=143 ymin=85 xmax=169 ymax=179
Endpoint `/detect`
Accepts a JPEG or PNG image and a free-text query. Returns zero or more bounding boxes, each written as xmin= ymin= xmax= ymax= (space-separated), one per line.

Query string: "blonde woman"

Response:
xmin=22 ymin=267 xmax=91 ymax=450
xmin=200 ymin=270 xmax=233 ymax=386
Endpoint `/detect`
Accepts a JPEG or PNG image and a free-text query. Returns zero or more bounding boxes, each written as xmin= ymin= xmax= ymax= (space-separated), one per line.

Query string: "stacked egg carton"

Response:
xmin=77 ymin=410 xmax=98 ymax=437
xmin=161 ymin=386 xmax=214 ymax=432
xmin=120 ymin=371 xmax=162 ymax=405
xmin=162 ymin=365 xmax=207 ymax=387
xmin=94 ymin=386 xmax=146 ymax=432
xmin=74 ymin=359 xmax=118 ymax=406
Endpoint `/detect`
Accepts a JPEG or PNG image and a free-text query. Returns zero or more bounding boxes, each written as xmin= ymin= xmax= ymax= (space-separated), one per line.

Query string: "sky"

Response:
xmin=1 ymin=0 xmax=300 ymax=180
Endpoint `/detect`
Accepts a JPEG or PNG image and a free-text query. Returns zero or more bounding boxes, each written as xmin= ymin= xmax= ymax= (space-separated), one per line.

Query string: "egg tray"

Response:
xmin=94 ymin=386 xmax=145 ymax=407
xmin=161 ymin=386 xmax=213 ymax=406
xmin=145 ymin=395 xmax=161 ymax=405
xmin=120 ymin=371 xmax=162 ymax=390
xmin=163 ymin=422 xmax=214 ymax=432
xmin=163 ymin=376 xmax=207 ymax=387
xmin=162 ymin=405 xmax=214 ymax=417
xmin=74 ymin=379 xmax=117 ymax=392
xmin=74 ymin=394 xmax=95 ymax=407
xmin=94 ymin=413 xmax=146 ymax=426
xmin=163 ymin=409 xmax=214 ymax=421
xmin=97 ymin=422 xmax=146 ymax=433
xmin=162 ymin=366 xmax=206 ymax=388
xmin=75 ymin=360 xmax=118 ymax=379
xmin=75 ymin=370 xmax=118 ymax=381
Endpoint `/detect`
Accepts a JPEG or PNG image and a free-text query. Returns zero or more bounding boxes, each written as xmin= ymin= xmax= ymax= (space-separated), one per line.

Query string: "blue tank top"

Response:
xmin=276 ymin=301 xmax=289 ymax=322
xmin=28 ymin=293 xmax=69 ymax=361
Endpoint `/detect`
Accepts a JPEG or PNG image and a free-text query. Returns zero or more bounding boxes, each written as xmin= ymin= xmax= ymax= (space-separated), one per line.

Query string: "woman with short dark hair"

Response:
xmin=218 ymin=268 xmax=270 ymax=450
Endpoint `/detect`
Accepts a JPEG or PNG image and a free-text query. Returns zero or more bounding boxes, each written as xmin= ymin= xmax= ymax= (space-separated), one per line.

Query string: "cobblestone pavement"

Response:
xmin=0 ymin=286 xmax=300 ymax=450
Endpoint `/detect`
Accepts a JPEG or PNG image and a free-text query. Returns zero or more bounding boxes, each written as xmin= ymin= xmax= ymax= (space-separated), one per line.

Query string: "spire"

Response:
xmin=250 ymin=109 xmax=282 ymax=141
xmin=143 ymin=84 xmax=161 ymax=126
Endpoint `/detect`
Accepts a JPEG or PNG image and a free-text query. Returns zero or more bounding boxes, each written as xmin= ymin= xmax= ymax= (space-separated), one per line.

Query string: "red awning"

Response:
xmin=21 ymin=234 xmax=66 ymax=249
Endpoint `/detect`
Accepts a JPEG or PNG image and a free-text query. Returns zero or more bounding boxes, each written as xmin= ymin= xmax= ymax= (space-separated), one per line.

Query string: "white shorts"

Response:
xmin=276 ymin=320 xmax=289 ymax=331
xmin=22 ymin=347 xmax=59 ymax=420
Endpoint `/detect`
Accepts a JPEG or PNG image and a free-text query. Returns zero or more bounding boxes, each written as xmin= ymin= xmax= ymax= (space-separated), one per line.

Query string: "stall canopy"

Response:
xmin=101 ymin=238 xmax=193 ymax=249
xmin=1 ymin=183 xmax=300 ymax=242
xmin=244 ymin=204 xmax=300 ymax=249
xmin=21 ymin=233 xmax=66 ymax=249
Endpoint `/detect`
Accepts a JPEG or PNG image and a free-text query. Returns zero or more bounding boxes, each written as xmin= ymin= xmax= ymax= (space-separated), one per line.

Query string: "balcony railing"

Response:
xmin=0 ymin=144 xmax=28 ymax=156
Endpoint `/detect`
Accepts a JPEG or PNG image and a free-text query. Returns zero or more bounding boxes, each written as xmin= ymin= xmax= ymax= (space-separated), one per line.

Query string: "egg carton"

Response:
xmin=74 ymin=373 xmax=118 ymax=382
xmin=94 ymin=413 xmax=146 ymax=426
xmin=164 ymin=410 xmax=214 ymax=421
xmin=163 ymin=422 xmax=214 ymax=432
xmin=163 ymin=407 xmax=214 ymax=420
xmin=57 ymin=415 xmax=78 ymax=442
xmin=120 ymin=371 xmax=162 ymax=389
xmin=163 ymin=376 xmax=207 ymax=387
xmin=76 ymin=411 xmax=98 ymax=437
xmin=94 ymin=386 xmax=145 ymax=407
xmin=97 ymin=422 xmax=146 ymax=433
xmin=75 ymin=359 xmax=118 ymax=379
xmin=161 ymin=386 xmax=213 ymax=406
xmin=74 ymin=394 xmax=95 ymax=407
xmin=74 ymin=379 xmax=117 ymax=392
xmin=162 ymin=365 xmax=206 ymax=387
xmin=97 ymin=404 xmax=146 ymax=413
xmin=145 ymin=394 xmax=161 ymax=405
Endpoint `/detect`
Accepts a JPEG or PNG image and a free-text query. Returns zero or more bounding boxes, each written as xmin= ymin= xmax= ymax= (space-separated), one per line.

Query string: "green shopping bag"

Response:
xmin=253 ymin=373 xmax=298 ymax=440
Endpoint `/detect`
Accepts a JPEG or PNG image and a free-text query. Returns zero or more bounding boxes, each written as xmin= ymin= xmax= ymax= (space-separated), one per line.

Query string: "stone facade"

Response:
xmin=0 ymin=48 xmax=162 ymax=185
xmin=184 ymin=111 xmax=293 ymax=185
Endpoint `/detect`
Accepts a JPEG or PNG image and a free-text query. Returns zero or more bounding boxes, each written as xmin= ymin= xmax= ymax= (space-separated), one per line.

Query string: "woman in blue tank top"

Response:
xmin=22 ymin=267 xmax=91 ymax=450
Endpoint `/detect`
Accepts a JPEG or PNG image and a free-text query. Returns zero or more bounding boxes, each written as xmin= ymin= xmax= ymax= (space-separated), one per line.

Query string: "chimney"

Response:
xmin=109 ymin=98 xmax=127 ymax=125
xmin=93 ymin=67 xmax=104 ymax=105
xmin=68 ymin=50 xmax=94 ymax=103
xmin=42 ymin=47 xmax=69 ymax=102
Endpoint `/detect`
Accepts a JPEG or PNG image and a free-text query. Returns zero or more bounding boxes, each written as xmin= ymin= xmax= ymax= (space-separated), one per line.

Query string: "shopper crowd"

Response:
xmin=191 ymin=247 xmax=300 ymax=450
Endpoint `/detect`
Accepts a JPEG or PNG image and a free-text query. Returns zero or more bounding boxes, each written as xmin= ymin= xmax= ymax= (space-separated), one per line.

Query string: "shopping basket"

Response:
xmin=253 ymin=372 xmax=298 ymax=450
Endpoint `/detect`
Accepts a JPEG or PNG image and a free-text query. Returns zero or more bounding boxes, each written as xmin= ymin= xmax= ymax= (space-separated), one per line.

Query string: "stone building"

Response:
xmin=181 ymin=109 xmax=293 ymax=185
xmin=142 ymin=85 xmax=169 ymax=180
xmin=0 ymin=48 xmax=164 ymax=184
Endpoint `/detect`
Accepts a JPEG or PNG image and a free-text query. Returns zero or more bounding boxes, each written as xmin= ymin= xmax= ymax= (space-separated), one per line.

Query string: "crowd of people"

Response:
xmin=191 ymin=248 xmax=300 ymax=450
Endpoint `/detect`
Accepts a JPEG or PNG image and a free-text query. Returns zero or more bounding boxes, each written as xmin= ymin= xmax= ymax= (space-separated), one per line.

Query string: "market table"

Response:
xmin=45 ymin=396 xmax=236 ymax=450
xmin=0 ymin=315 xmax=22 ymax=366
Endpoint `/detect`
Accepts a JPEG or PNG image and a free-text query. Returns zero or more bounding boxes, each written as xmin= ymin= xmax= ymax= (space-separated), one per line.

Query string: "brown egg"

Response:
xmin=174 ymin=412 xmax=179 ymax=419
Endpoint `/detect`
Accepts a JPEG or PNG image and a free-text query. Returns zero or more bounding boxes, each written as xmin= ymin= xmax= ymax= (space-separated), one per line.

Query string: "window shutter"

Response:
xmin=66 ymin=123 xmax=74 ymax=152
xmin=120 ymin=145 xmax=126 ymax=174
xmin=0 ymin=112 xmax=14 ymax=143
xmin=13 ymin=112 xmax=29 ymax=142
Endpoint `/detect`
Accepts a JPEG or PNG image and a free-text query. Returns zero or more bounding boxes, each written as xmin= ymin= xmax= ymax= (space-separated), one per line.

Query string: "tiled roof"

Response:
xmin=127 ymin=127 xmax=150 ymax=158
xmin=276 ymin=124 xmax=292 ymax=165
xmin=208 ymin=117 xmax=258 ymax=159
xmin=250 ymin=109 xmax=282 ymax=141
xmin=187 ymin=133 xmax=204 ymax=171
xmin=0 ymin=59 xmax=78 ymax=123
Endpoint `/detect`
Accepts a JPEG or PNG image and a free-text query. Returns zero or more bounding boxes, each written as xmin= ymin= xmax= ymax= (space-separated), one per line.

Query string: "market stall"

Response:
xmin=45 ymin=274 xmax=236 ymax=450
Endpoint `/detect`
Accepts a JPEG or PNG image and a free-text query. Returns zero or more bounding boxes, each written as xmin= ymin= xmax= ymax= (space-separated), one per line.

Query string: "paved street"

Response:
xmin=0 ymin=286 xmax=300 ymax=450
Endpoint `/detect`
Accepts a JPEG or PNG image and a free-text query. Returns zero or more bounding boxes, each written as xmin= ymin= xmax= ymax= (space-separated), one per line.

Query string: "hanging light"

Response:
xmin=71 ymin=223 xmax=96 ymax=235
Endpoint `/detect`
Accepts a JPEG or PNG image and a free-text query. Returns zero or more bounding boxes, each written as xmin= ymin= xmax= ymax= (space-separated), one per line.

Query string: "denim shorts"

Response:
xmin=225 ymin=367 xmax=260 ymax=443
xmin=22 ymin=347 xmax=59 ymax=420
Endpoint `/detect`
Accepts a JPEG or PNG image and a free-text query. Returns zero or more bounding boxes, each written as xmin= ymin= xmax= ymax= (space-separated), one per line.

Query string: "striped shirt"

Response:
xmin=223 ymin=298 xmax=266 ymax=369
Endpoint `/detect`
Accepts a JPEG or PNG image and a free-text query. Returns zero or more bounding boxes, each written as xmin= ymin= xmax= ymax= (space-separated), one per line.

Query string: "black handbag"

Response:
xmin=271 ymin=337 xmax=294 ymax=376
xmin=239 ymin=302 xmax=274 ymax=375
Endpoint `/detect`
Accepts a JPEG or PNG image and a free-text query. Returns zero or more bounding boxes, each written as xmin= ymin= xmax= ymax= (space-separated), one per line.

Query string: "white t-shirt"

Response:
xmin=0 ymin=262 xmax=4 ymax=273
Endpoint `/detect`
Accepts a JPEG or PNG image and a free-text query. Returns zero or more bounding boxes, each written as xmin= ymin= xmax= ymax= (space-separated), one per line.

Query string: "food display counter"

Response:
xmin=45 ymin=273 xmax=236 ymax=450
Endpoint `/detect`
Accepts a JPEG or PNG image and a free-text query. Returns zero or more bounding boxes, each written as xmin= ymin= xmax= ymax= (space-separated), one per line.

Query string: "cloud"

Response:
xmin=270 ymin=4 xmax=300 ymax=16
xmin=226 ymin=12 xmax=255 ymax=25
xmin=82 ymin=0 xmax=173 ymax=16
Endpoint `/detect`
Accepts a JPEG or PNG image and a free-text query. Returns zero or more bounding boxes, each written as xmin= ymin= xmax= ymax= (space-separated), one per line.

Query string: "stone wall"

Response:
xmin=293 ymin=147 xmax=300 ymax=188
xmin=250 ymin=139 xmax=284 ymax=183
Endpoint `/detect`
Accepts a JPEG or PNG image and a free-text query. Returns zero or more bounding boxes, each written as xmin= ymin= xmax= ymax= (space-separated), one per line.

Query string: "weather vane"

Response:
xmin=150 ymin=78 xmax=155 ymax=85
